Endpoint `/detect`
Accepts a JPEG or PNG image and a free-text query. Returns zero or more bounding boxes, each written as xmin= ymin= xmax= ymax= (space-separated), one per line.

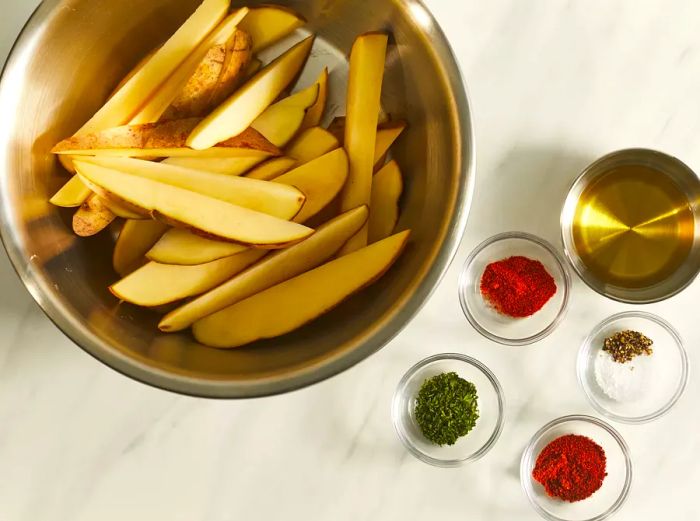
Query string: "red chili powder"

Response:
xmin=532 ymin=434 xmax=607 ymax=503
xmin=480 ymin=256 xmax=556 ymax=317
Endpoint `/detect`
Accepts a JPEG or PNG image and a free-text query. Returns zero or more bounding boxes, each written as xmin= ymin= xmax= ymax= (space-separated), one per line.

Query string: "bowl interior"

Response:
xmin=392 ymin=354 xmax=504 ymax=466
xmin=521 ymin=416 xmax=631 ymax=521
xmin=459 ymin=233 xmax=570 ymax=345
xmin=0 ymin=0 xmax=472 ymax=396
xmin=578 ymin=312 xmax=688 ymax=423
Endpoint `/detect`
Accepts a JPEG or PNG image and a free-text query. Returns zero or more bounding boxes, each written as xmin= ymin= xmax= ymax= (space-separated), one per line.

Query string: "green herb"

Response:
xmin=414 ymin=372 xmax=479 ymax=446
xmin=603 ymin=330 xmax=653 ymax=364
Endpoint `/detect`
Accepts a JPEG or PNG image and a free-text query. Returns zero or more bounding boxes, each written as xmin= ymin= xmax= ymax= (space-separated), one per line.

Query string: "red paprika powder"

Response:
xmin=480 ymin=256 xmax=556 ymax=317
xmin=532 ymin=434 xmax=607 ymax=502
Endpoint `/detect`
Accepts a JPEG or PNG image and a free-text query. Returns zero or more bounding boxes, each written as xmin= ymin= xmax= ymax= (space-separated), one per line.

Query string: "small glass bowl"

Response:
xmin=458 ymin=232 xmax=571 ymax=345
xmin=391 ymin=353 xmax=505 ymax=467
xmin=577 ymin=311 xmax=689 ymax=424
xmin=521 ymin=415 xmax=632 ymax=521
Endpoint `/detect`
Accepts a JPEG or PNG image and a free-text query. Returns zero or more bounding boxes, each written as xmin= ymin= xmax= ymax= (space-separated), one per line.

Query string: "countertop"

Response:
xmin=1 ymin=1 xmax=699 ymax=520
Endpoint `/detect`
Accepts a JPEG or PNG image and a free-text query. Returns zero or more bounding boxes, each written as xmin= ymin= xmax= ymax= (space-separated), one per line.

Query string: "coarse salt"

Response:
xmin=594 ymin=350 xmax=651 ymax=402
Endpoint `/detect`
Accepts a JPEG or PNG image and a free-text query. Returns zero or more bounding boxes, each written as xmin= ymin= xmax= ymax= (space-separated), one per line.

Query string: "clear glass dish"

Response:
xmin=458 ymin=232 xmax=571 ymax=345
xmin=391 ymin=353 xmax=505 ymax=467
xmin=577 ymin=311 xmax=689 ymax=423
xmin=521 ymin=415 xmax=632 ymax=521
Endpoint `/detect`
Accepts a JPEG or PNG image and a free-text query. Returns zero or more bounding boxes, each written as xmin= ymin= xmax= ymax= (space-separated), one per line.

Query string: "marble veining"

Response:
xmin=1 ymin=1 xmax=699 ymax=519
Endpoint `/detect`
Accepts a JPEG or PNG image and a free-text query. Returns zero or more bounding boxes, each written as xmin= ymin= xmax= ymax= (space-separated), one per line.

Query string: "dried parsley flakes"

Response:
xmin=414 ymin=372 xmax=479 ymax=446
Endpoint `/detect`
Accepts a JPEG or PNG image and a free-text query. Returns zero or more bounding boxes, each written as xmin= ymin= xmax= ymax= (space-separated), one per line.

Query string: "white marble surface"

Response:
xmin=1 ymin=1 xmax=699 ymax=519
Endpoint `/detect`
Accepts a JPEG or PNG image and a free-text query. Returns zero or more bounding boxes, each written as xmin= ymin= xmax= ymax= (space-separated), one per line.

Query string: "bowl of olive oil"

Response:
xmin=561 ymin=149 xmax=700 ymax=303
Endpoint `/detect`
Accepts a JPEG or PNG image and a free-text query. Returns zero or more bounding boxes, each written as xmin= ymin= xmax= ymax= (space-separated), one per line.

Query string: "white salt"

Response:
xmin=594 ymin=350 xmax=652 ymax=402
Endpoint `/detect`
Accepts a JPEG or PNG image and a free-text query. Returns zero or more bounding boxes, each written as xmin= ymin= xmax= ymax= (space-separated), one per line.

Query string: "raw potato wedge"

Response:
xmin=148 ymin=228 xmax=247 ymax=265
xmin=192 ymin=230 xmax=410 ymax=348
xmin=52 ymin=119 xmax=281 ymax=159
xmin=251 ymin=83 xmax=319 ymax=147
xmin=339 ymin=33 xmax=389 ymax=254
xmin=275 ymin=148 xmax=349 ymax=223
xmin=368 ymin=160 xmax=403 ymax=243
xmin=187 ymin=36 xmax=315 ymax=150
xmin=148 ymin=148 xmax=347 ymax=265
xmin=161 ymin=206 xmax=369 ymax=332
xmin=74 ymin=161 xmax=313 ymax=247
xmin=101 ymin=197 xmax=146 ymax=219
xmin=300 ymin=67 xmax=329 ymax=131
xmin=286 ymin=126 xmax=340 ymax=163
xmin=111 ymin=249 xmax=267 ymax=307
xmin=72 ymin=195 xmax=116 ymax=237
xmin=329 ymin=117 xmax=407 ymax=167
xmin=50 ymin=175 xmax=92 ymax=207
xmin=161 ymin=156 xmax=261 ymax=175
xmin=245 ymin=157 xmax=297 ymax=181
xmin=239 ymin=6 xmax=305 ymax=53
xmin=81 ymin=157 xmax=305 ymax=220
xmin=113 ymin=220 xmax=168 ymax=276
xmin=133 ymin=10 xmax=248 ymax=124
xmin=110 ymin=48 xmax=158 ymax=100
xmin=209 ymin=29 xmax=254 ymax=107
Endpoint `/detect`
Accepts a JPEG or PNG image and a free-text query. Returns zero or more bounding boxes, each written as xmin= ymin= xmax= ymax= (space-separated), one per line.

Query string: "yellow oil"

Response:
xmin=572 ymin=165 xmax=695 ymax=289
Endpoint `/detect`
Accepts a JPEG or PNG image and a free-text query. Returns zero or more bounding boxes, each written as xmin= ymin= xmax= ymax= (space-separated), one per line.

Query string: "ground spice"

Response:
xmin=532 ymin=434 xmax=607 ymax=502
xmin=480 ymin=256 xmax=557 ymax=317
xmin=603 ymin=330 xmax=653 ymax=363
xmin=414 ymin=372 xmax=479 ymax=446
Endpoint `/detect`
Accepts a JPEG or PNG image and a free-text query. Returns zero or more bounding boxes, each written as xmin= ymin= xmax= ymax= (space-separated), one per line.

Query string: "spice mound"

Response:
xmin=414 ymin=372 xmax=479 ymax=446
xmin=603 ymin=330 xmax=653 ymax=363
xmin=480 ymin=256 xmax=556 ymax=318
xmin=532 ymin=434 xmax=607 ymax=502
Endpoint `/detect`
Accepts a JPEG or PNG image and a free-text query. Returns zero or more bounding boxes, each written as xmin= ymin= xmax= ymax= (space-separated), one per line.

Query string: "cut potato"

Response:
xmin=111 ymin=249 xmax=267 ymax=307
xmin=286 ymin=126 xmax=340 ymax=163
xmin=275 ymin=148 xmax=348 ymax=223
xmin=251 ymin=82 xmax=319 ymax=146
xmin=192 ymin=229 xmax=410 ymax=348
xmin=53 ymin=119 xmax=280 ymax=158
xmin=187 ymin=36 xmax=315 ymax=150
xmin=368 ymin=160 xmax=402 ymax=243
xmin=161 ymin=205 xmax=368 ymax=332
xmin=101 ymin=197 xmax=146 ymax=220
xmin=49 ymin=174 xmax=92 ymax=207
xmin=245 ymin=156 xmax=297 ymax=180
xmin=329 ymin=117 xmax=407 ymax=167
xmin=72 ymin=195 xmax=116 ymax=237
xmin=133 ymin=10 xmax=248 ymax=124
xmin=339 ymin=33 xmax=388 ymax=254
xmin=161 ymin=156 xmax=261 ymax=175
xmin=209 ymin=29 xmax=254 ymax=107
xmin=109 ymin=48 xmax=158 ymax=100
xmin=113 ymin=220 xmax=168 ymax=276
xmin=300 ymin=67 xmax=329 ymax=131
xmin=239 ymin=6 xmax=305 ymax=53
xmin=80 ymin=157 xmax=305 ymax=220
xmin=74 ymin=160 xmax=313 ymax=247
xmin=147 ymin=228 xmax=247 ymax=265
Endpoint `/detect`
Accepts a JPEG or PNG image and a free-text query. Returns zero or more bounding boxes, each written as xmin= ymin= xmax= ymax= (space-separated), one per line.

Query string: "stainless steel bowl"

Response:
xmin=0 ymin=0 xmax=474 ymax=397
xmin=561 ymin=148 xmax=700 ymax=304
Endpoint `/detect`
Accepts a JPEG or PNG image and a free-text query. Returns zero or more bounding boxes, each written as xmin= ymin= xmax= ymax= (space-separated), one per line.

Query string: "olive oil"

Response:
xmin=572 ymin=165 xmax=695 ymax=289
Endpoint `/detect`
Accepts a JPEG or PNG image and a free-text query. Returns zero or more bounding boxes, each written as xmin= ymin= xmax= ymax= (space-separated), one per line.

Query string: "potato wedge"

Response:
xmin=74 ymin=160 xmax=313 ymax=247
xmin=109 ymin=48 xmax=158 ymax=100
xmin=245 ymin=156 xmax=297 ymax=181
xmin=328 ymin=118 xmax=407 ymax=167
xmin=192 ymin=230 xmax=410 ymax=348
xmin=52 ymin=119 xmax=280 ymax=158
xmin=368 ymin=160 xmax=403 ymax=243
xmin=80 ymin=157 xmax=305 ymax=220
xmin=49 ymin=174 xmax=93 ymax=207
xmin=134 ymin=10 xmax=248 ymax=124
xmin=286 ymin=126 xmax=340 ymax=163
xmin=147 ymin=228 xmax=247 ymax=265
xmin=187 ymin=36 xmax=315 ymax=150
xmin=300 ymin=67 xmax=329 ymax=131
xmin=111 ymin=249 xmax=267 ymax=307
xmin=101 ymin=197 xmax=146 ymax=220
xmin=251 ymin=82 xmax=319 ymax=147
xmin=161 ymin=156 xmax=261 ymax=175
xmin=161 ymin=206 xmax=369 ymax=332
xmin=209 ymin=29 xmax=254 ymax=107
xmin=72 ymin=195 xmax=116 ymax=237
xmin=239 ymin=6 xmax=305 ymax=53
xmin=113 ymin=220 xmax=168 ymax=276
xmin=339 ymin=33 xmax=388 ymax=254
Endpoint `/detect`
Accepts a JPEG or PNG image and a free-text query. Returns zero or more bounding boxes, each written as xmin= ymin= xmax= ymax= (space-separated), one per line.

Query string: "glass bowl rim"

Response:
xmin=391 ymin=352 xmax=506 ymax=467
xmin=458 ymin=231 xmax=572 ymax=346
xmin=520 ymin=414 xmax=633 ymax=521
xmin=577 ymin=311 xmax=689 ymax=424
